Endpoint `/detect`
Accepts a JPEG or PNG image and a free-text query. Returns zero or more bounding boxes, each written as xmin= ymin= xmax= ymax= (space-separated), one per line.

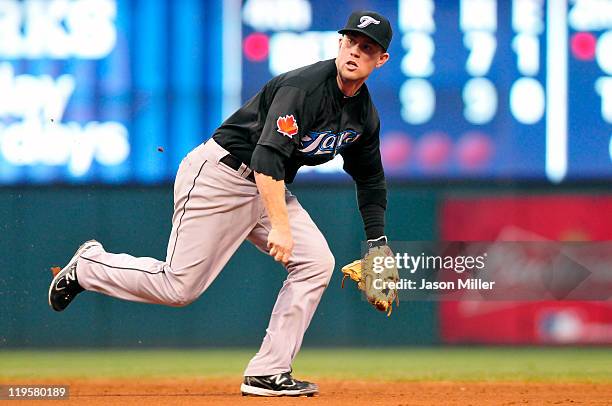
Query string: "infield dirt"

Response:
xmin=5 ymin=378 xmax=612 ymax=405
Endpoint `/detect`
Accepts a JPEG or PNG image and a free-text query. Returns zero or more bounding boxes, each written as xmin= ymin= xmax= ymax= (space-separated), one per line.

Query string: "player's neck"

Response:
xmin=336 ymin=73 xmax=364 ymax=98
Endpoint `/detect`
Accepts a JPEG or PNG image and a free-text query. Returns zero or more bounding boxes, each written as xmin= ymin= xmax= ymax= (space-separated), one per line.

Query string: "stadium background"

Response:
xmin=1 ymin=0 xmax=612 ymax=372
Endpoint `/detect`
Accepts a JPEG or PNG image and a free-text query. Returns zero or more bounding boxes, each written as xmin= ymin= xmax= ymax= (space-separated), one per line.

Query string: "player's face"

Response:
xmin=336 ymin=33 xmax=389 ymax=81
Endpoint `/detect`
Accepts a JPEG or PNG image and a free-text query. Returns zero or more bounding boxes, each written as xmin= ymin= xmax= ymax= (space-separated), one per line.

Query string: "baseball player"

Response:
xmin=49 ymin=10 xmax=392 ymax=397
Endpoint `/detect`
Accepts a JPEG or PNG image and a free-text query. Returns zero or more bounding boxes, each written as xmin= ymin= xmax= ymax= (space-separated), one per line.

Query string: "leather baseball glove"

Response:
xmin=341 ymin=237 xmax=399 ymax=316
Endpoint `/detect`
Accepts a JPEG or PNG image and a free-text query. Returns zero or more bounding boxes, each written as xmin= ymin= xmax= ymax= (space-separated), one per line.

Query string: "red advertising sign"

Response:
xmin=440 ymin=195 xmax=612 ymax=344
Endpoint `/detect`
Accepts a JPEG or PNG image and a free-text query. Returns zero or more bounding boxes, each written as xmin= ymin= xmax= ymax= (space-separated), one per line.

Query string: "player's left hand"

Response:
xmin=340 ymin=236 xmax=399 ymax=316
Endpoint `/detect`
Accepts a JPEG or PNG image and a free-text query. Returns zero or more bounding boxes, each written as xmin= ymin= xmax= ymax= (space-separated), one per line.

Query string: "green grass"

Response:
xmin=1 ymin=348 xmax=611 ymax=382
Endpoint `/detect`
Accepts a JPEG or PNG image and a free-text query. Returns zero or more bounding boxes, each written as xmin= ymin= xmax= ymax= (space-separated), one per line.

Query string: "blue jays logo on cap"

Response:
xmin=357 ymin=16 xmax=381 ymax=29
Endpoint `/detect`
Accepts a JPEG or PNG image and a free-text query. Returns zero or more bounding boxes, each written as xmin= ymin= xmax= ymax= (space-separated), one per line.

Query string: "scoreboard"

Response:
xmin=0 ymin=0 xmax=610 ymax=184
xmin=240 ymin=0 xmax=612 ymax=182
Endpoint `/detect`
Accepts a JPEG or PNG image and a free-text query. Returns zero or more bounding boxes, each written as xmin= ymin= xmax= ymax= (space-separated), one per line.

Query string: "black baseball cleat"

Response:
xmin=240 ymin=372 xmax=319 ymax=397
xmin=48 ymin=240 xmax=101 ymax=312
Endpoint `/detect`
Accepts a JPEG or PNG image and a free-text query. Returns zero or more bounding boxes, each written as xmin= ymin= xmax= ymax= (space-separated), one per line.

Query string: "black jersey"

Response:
xmin=212 ymin=59 xmax=386 ymax=239
xmin=213 ymin=59 xmax=383 ymax=183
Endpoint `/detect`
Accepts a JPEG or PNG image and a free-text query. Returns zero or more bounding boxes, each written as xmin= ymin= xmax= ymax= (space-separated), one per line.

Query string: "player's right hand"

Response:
xmin=267 ymin=227 xmax=293 ymax=265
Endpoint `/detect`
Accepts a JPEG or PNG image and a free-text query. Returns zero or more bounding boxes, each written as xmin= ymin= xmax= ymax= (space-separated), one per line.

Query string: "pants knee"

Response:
xmin=310 ymin=250 xmax=335 ymax=285
xmin=323 ymin=253 xmax=335 ymax=286
xmin=167 ymin=288 xmax=199 ymax=307
xmin=168 ymin=297 xmax=192 ymax=307
xmin=321 ymin=251 xmax=335 ymax=275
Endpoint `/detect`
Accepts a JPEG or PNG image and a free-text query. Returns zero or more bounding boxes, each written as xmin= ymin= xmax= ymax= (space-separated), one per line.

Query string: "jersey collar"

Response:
xmin=329 ymin=71 xmax=367 ymax=105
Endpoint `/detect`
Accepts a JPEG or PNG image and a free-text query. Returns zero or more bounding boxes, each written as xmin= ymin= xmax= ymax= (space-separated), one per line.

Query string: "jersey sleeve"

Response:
xmin=341 ymin=107 xmax=386 ymax=190
xmin=340 ymin=110 xmax=387 ymax=240
xmin=250 ymin=144 xmax=287 ymax=181
xmin=257 ymin=85 xmax=307 ymax=158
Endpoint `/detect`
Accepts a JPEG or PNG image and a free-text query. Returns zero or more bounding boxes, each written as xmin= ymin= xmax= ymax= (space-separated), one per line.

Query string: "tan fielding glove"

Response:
xmin=341 ymin=238 xmax=399 ymax=316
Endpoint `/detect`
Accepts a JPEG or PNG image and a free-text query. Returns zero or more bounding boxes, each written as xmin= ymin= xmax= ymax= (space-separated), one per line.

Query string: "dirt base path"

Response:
xmin=2 ymin=378 xmax=611 ymax=405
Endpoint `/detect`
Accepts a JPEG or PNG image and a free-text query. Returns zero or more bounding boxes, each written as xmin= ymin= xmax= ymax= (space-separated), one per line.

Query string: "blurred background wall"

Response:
xmin=1 ymin=0 xmax=611 ymax=348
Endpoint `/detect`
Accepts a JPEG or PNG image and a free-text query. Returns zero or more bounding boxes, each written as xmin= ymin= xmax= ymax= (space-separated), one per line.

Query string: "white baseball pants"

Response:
xmin=76 ymin=138 xmax=335 ymax=376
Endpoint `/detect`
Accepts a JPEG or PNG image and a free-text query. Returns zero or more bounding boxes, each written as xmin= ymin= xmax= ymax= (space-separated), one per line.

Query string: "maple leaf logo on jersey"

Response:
xmin=276 ymin=115 xmax=299 ymax=138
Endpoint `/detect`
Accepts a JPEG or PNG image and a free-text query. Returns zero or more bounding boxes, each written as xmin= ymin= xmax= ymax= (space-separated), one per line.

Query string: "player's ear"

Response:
xmin=338 ymin=35 xmax=344 ymax=50
xmin=375 ymin=52 xmax=390 ymax=68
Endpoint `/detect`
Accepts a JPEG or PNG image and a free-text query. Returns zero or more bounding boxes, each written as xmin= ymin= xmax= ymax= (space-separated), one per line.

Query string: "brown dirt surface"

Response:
xmin=2 ymin=378 xmax=612 ymax=405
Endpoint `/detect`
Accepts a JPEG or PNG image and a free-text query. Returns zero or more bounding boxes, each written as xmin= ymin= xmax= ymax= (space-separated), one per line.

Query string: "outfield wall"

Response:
xmin=3 ymin=185 xmax=610 ymax=348
xmin=0 ymin=184 xmax=438 ymax=348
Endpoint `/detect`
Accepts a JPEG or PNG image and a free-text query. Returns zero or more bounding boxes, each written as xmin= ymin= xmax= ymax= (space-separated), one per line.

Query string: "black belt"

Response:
xmin=219 ymin=154 xmax=255 ymax=182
